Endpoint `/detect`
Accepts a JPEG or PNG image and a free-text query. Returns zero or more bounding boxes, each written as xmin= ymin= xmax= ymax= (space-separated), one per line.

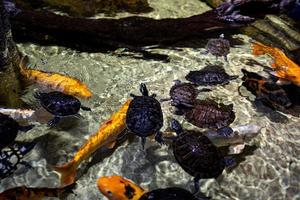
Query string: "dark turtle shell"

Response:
xmin=126 ymin=90 xmax=163 ymax=138
xmin=173 ymin=130 xmax=225 ymax=179
xmin=34 ymin=91 xmax=81 ymax=116
xmin=139 ymin=187 xmax=199 ymax=200
xmin=169 ymin=82 xmax=198 ymax=106
xmin=185 ymin=65 xmax=238 ymax=86
xmin=205 ymin=35 xmax=230 ymax=58
xmin=184 ymin=99 xmax=235 ymax=129
xmin=0 ymin=113 xmax=19 ymax=150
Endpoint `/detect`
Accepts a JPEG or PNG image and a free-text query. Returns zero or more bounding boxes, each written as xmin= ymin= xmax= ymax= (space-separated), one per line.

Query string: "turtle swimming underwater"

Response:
xmin=126 ymin=83 xmax=164 ymax=149
xmin=184 ymin=99 xmax=235 ymax=129
xmin=0 ymin=113 xmax=34 ymax=150
xmin=170 ymin=119 xmax=235 ymax=193
xmin=185 ymin=65 xmax=238 ymax=86
xmin=97 ymin=175 xmax=210 ymax=200
xmin=0 ymin=141 xmax=36 ymax=179
xmin=203 ymin=34 xmax=230 ymax=62
xmin=34 ymin=91 xmax=91 ymax=126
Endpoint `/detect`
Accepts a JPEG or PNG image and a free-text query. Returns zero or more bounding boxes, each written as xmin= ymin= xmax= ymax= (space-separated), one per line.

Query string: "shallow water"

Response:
xmin=1 ymin=0 xmax=300 ymax=200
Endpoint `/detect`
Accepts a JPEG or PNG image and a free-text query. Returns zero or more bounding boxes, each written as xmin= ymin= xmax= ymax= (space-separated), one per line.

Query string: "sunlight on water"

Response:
xmin=0 ymin=0 xmax=299 ymax=200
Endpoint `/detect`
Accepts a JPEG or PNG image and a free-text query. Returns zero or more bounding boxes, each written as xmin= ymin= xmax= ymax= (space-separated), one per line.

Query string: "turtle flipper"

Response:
xmin=154 ymin=132 xmax=166 ymax=145
xmin=193 ymin=176 xmax=201 ymax=194
xmin=80 ymin=105 xmax=91 ymax=111
xmin=19 ymin=161 xmax=33 ymax=170
xmin=141 ymin=137 xmax=146 ymax=150
xmin=48 ymin=116 xmax=61 ymax=126
xmin=18 ymin=124 xmax=35 ymax=132
xmin=222 ymin=156 xmax=236 ymax=168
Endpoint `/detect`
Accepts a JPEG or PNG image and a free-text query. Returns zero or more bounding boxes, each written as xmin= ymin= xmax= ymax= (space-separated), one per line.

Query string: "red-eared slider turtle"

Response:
xmin=0 ymin=141 xmax=36 ymax=179
xmin=0 ymin=113 xmax=34 ymax=150
xmin=203 ymin=34 xmax=230 ymax=62
xmin=97 ymin=175 xmax=210 ymax=200
xmin=184 ymin=99 xmax=235 ymax=129
xmin=170 ymin=119 xmax=235 ymax=193
xmin=185 ymin=65 xmax=238 ymax=86
xmin=240 ymin=69 xmax=292 ymax=109
xmin=160 ymin=80 xmax=210 ymax=115
xmin=126 ymin=83 xmax=164 ymax=149
xmin=34 ymin=91 xmax=91 ymax=126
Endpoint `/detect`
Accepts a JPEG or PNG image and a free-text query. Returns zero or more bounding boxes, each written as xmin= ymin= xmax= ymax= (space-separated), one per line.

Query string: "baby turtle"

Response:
xmin=203 ymin=34 xmax=230 ymax=61
xmin=170 ymin=119 xmax=234 ymax=193
xmin=185 ymin=65 xmax=238 ymax=86
xmin=0 ymin=113 xmax=34 ymax=150
xmin=34 ymin=91 xmax=91 ymax=126
xmin=184 ymin=99 xmax=235 ymax=129
xmin=126 ymin=83 xmax=164 ymax=149
xmin=0 ymin=141 xmax=36 ymax=179
xmin=160 ymin=80 xmax=210 ymax=115
xmin=98 ymin=175 xmax=210 ymax=200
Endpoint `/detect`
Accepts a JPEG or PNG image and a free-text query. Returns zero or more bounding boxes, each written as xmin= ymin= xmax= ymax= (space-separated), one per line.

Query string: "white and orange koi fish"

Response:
xmin=54 ymin=100 xmax=132 ymax=186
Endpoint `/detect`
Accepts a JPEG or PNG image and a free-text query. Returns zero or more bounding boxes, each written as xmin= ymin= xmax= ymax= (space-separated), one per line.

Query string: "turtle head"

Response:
xmin=140 ymin=83 xmax=149 ymax=96
xmin=170 ymin=119 xmax=183 ymax=135
xmin=97 ymin=175 xmax=145 ymax=200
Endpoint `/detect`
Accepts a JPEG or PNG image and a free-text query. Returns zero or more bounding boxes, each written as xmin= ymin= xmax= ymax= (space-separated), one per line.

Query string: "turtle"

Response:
xmin=160 ymin=80 xmax=210 ymax=115
xmin=240 ymin=69 xmax=292 ymax=109
xmin=0 ymin=113 xmax=34 ymax=150
xmin=216 ymin=0 xmax=296 ymax=22
xmin=184 ymin=99 xmax=235 ymax=129
xmin=0 ymin=141 xmax=36 ymax=179
xmin=98 ymin=175 xmax=211 ymax=200
xmin=126 ymin=83 xmax=164 ymax=149
xmin=34 ymin=91 xmax=91 ymax=126
xmin=170 ymin=119 xmax=235 ymax=193
xmin=203 ymin=34 xmax=230 ymax=62
xmin=185 ymin=65 xmax=238 ymax=86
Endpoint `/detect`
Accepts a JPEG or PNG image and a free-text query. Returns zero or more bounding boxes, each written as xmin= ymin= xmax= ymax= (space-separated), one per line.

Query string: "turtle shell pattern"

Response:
xmin=205 ymin=37 xmax=230 ymax=57
xmin=126 ymin=96 xmax=163 ymax=137
xmin=0 ymin=113 xmax=19 ymax=150
xmin=139 ymin=187 xmax=198 ymax=200
xmin=173 ymin=130 xmax=225 ymax=179
xmin=184 ymin=99 xmax=235 ymax=129
xmin=169 ymin=83 xmax=198 ymax=105
xmin=37 ymin=91 xmax=81 ymax=116
xmin=185 ymin=65 xmax=237 ymax=86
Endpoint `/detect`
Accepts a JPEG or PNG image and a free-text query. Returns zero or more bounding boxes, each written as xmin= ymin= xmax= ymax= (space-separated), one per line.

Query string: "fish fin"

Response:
xmin=105 ymin=141 xmax=116 ymax=149
xmin=252 ymin=42 xmax=267 ymax=56
xmin=276 ymin=78 xmax=292 ymax=85
xmin=52 ymin=161 xmax=77 ymax=187
xmin=19 ymin=55 xmax=29 ymax=71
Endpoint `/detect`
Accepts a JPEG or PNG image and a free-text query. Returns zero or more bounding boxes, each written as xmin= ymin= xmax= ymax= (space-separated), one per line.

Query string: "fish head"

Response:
xmin=97 ymin=175 xmax=144 ymax=200
xmin=69 ymin=84 xmax=93 ymax=99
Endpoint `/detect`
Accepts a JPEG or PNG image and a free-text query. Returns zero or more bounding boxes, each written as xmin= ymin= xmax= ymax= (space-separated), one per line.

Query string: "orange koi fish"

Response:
xmin=0 ymin=183 xmax=75 ymax=200
xmin=252 ymin=41 xmax=300 ymax=86
xmin=54 ymin=100 xmax=132 ymax=186
xmin=97 ymin=176 xmax=145 ymax=200
xmin=19 ymin=56 xmax=93 ymax=99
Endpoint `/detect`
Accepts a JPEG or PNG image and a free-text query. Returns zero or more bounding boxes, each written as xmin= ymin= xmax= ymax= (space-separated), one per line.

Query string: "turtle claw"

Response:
xmin=155 ymin=132 xmax=167 ymax=146
xmin=47 ymin=116 xmax=61 ymax=126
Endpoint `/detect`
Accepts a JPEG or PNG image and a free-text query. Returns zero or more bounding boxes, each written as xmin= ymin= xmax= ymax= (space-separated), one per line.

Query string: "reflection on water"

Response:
xmin=0 ymin=0 xmax=299 ymax=200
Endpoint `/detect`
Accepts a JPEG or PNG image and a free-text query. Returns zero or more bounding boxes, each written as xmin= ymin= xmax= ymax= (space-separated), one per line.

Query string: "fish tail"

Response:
xmin=19 ymin=55 xmax=29 ymax=75
xmin=52 ymin=161 xmax=77 ymax=187
xmin=252 ymin=41 xmax=270 ymax=56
